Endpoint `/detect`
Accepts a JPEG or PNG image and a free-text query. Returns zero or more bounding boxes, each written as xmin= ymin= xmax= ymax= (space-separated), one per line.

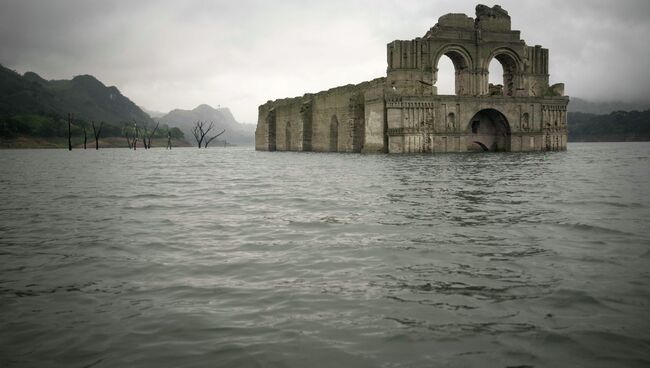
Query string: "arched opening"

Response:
xmin=486 ymin=50 xmax=520 ymax=97
xmin=488 ymin=59 xmax=505 ymax=95
xmin=434 ymin=46 xmax=472 ymax=96
xmin=329 ymin=115 xmax=339 ymax=152
xmin=436 ymin=56 xmax=455 ymax=95
xmin=285 ymin=121 xmax=292 ymax=151
xmin=471 ymin=120 xmax=480 ymax=134
xmin=466 ymin=109 xmax=511 ymax=152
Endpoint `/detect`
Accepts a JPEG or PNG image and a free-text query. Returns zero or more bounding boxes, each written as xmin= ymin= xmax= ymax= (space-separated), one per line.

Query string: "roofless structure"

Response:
xmin=256 ymin=4 xmax=568 ymax=153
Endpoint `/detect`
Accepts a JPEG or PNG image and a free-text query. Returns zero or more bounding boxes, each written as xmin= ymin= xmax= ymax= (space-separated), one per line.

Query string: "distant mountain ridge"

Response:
xmin=0 ymin=64 xmax=153 ymax=124
xmin=568 ymin=110 xmax=650 ymax=142
xmin=569 ymin=97 xmax=650 ymax=115
xmin=158 ymin=104 xmax=254 ymax=146
xmin=142 ymin=107 xmax=166 ymax=118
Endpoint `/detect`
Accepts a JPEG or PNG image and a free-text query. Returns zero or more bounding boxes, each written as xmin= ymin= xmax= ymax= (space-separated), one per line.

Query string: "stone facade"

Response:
xmin=256 ymin=4 xmax=568 ymax=153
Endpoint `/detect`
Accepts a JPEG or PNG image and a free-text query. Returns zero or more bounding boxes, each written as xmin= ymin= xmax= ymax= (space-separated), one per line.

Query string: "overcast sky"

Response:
xmin=1 ymin=0 xmax=649 ymax=123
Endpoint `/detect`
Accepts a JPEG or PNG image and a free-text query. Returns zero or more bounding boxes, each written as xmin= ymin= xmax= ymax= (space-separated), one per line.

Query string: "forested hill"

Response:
xmin=568 ymin=110 xmax=650 ymax=142
xmin=0 ymin=64 xmax=187 ymax=148
xmin=0 ymin=64 xmax=152 ymax=124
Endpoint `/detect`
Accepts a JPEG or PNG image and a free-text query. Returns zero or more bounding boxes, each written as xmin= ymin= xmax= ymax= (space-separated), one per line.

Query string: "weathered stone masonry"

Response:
xmin=256 ymin=4 xmax=568 ymax=153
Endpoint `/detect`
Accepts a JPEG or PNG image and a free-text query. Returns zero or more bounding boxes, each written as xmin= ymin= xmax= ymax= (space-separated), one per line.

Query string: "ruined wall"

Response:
xmin=256 ymin=4 xmax=568 ymax=154
xmin=387 ymin=4 xmax=556 ymax=99
xmin=255 ymin=78 xmax=385 ymax=153
xmin=385 ymin=96 xmax=568 ymax=153
xmin=541 ymin=103 xmax=568 ymax=151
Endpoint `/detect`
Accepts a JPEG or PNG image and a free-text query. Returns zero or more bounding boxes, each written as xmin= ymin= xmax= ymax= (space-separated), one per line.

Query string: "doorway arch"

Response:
xmin=466 ymin=109 xmax=511 ymax=152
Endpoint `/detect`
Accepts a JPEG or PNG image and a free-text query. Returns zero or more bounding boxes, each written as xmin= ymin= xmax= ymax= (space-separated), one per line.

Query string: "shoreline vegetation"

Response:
xmin=567 ymin=110 xmax=650 ymax=142
xmin=0 ymin=65 xmax=254 ymax=148
xmin=2 ymin=109 xmax=648 ymax=149
xmin=0 ymin=114 xmax=191 ymax=149
xmin=0 ymin=135 xmax=191 ymax=149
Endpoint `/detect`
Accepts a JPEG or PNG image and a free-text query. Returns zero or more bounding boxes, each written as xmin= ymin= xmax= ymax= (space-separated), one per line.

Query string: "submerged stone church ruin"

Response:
xmin=255 ymin=4 xmax=568 ymax=153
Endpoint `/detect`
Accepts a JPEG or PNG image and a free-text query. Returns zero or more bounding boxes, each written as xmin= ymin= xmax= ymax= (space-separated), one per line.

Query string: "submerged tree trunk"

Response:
xmin=142 ymin=125 xmax=149 ymax=149
xmin=92 ymin=121 xmax=103 ymax=150
xmin=133 ymin=123 xmax=139 ymax=150
xmin=166 ymin=131 xmax=172 ymax=150
xmin=142 ymin=122 xmax=159 ymax=149
xmin=83 ymin=127 xmax=87 ymax=149
xmin=149 ymin=122 xmax=159 ymax=149
xmin=192 ymin=121 xmax=206 ymax=148
xmin=125 ymin=133 xmax=132 ymax=149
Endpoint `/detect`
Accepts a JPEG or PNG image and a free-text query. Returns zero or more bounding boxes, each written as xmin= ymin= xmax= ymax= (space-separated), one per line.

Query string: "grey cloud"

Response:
xmin=1 ymin=0 xmax=648 ymax=123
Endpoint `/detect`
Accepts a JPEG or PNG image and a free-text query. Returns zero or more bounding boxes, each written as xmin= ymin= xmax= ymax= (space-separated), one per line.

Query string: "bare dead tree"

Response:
xmin=142 ymin=125 xmax=149 ymax=150
xmin=83 ymin=126 xmax=87 ymax=149
xmin=166 ymin=131 xmax=172 ymax=150
xmin=192 ymin=121 xmax=221 ymax=148
xmin=68 ymin=113 xmax=72 ymax=151
xmin=204 ymin=129 xmax=225 ymax=148
xmin=194 ymin=121 xmax=225 ymax=148
xmin=92 ymin=121 xmax=103 ymax=150
xmin=125 ymin=132 xmax=133 ymax=149
xmin=132 ymin=122 xmax=139 ymax=150
xmin=192 ymin=121 xmax=206 ymax=148
xmin=142 ymin=122 xmax=159 ymax=149
xmin=123 ymin=123 xmax=131 ymax=148
xmin=151 ymin=122 xmax=160 ymax=148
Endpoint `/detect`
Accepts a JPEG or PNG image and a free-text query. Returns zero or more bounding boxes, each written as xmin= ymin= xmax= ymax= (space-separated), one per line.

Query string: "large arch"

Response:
xmin=465 ymin=108 xmax=511 ymax=152
xmin=433 ymin=44 xmax=474 ymax=96
xmin=484 ymin=48 xmax=524 ymax=97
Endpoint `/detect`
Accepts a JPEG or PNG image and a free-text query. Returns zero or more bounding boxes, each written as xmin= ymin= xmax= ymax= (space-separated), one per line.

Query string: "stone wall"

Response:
xmin=256 ymin=4 xmax=568 ymax=154
xmin=256 ymin=78 xmax=386 ymax=153
xmin=385 ymin=95 xmax=568 ymax=153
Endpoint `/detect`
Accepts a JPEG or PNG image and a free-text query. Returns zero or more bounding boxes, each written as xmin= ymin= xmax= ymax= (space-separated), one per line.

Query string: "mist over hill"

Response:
xmin=157 ymin=104 xmax=254 ymax=146
xmin=566 ymin=98 xmax=650 ymax=142
xmin=141 ymin=107 xmax=166 ymax=119
xmin=569 ymin=97 xmax=650 ymax=115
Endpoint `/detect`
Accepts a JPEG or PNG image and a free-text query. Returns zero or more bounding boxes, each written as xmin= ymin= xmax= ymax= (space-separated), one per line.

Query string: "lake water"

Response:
xmin=1 ymin=143 xmax=649 ymax=367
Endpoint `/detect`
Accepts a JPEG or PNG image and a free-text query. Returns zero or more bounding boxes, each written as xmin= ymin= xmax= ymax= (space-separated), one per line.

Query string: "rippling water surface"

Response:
xmin=1 ymin=143 xmax=649 ymax=367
